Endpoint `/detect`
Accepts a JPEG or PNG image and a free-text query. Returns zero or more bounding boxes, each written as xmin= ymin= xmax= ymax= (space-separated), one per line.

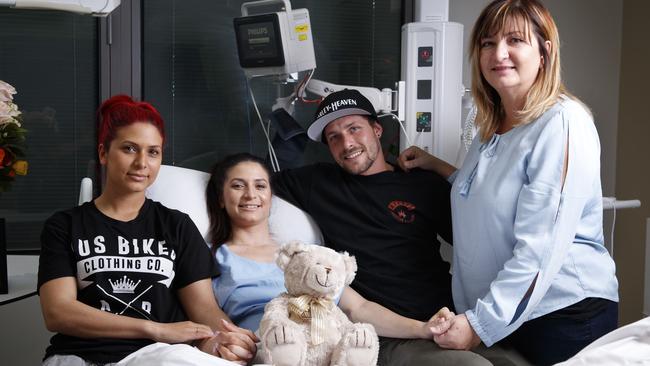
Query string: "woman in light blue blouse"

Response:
xmin=399 ymin=0 xmax=618 ymax=364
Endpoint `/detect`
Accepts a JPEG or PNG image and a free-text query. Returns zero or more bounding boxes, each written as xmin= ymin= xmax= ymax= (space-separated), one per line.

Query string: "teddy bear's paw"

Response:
xmin=332 ymin=324 xmax=379 ymax=366
xmin=344 ymin=324 xmax=378 ymax=349
xmin=265 ymin=323 xmax=302 ymax=346
xmin=267 ymin=345 xmax=303 ymax=366
xmin=262 ymin=323 xmax=306 ymax=366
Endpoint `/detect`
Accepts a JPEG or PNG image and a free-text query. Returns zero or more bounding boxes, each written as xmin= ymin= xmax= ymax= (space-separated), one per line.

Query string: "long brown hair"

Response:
xmin=205 ymin=153 xmax=272 ymax=254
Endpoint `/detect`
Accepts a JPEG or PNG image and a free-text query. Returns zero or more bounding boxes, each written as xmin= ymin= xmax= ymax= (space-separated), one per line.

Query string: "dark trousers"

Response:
xmin=378 ymin=337 xmax=493 ymax=366
xmin=502 ymin=299 xmax=618 ymax=365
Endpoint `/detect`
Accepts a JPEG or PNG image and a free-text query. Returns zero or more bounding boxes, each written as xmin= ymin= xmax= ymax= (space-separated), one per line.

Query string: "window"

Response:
xmin=0 ymin=9 xmax=98 ymax=250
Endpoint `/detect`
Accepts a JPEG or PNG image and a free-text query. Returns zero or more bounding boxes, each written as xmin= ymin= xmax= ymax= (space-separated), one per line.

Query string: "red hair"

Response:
xmin=97 ymin=95 xmax=165 ymax=148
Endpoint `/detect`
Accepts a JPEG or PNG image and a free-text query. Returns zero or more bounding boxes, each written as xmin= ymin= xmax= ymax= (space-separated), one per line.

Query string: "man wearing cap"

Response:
xmin=272 ymin=90 xmax=493 ymax=365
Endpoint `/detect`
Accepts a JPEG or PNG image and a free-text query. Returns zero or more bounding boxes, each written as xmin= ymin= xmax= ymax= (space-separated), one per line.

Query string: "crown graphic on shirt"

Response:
xmin=109 ymin=275 xmax=141 ymax=294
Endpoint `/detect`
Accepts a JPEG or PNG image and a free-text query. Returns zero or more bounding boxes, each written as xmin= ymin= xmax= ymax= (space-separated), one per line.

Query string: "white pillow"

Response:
xmin=146 ymin=165 xmax=211 ymax=240
xmin=145 ymin=165 xmax=323 ymax=245
xmin=270 ymin=196 xmax=323 ymax=245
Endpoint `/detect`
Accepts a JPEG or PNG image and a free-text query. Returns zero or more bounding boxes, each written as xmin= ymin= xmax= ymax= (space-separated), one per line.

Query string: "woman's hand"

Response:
xmin=148 ymin=320 xmax=214 ymax=344
xmin=198 ymin=319 xmax=258 ymax=365
xmin=196 ymin=333 xmax=253 ymax=366
xmin=221 ymin=318 xmax=259 ymax=344
xmin=219 ymin=320 xmax=259 ymax=361
xmin=432 ymin=314 xmax=481 ymax=350
xmin=398 ymin=146 xmax=434 ymax=172
xmin=398 ymin=146 xmax=457 ymax=178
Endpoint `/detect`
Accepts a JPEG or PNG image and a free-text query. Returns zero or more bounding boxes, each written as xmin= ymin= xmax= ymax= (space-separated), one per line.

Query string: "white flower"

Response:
xmin=0 ymin=101 xmax=20 ymax=117
xmin=0 ymin=101 xmax=21 ymax=127
xmin=0 ymin=80 xmax=16 ymax=103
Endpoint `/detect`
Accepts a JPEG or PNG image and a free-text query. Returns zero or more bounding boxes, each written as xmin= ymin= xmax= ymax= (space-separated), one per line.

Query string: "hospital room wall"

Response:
xmin=615 ymin=0 xmax=650 ymax=325
xmin=451 ymin=0 xmax=650 ymax=326
xmin=0 ymin=6 xmax=644 ymax=366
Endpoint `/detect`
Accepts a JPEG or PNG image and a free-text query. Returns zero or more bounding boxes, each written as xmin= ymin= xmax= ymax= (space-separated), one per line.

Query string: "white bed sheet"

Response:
xmin=556 ymin=317 xmax=650 ymax=365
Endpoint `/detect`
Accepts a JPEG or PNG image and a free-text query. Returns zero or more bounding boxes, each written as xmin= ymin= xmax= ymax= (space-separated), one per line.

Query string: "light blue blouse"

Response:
xmin=450 ymin=97 xmax=618 ymax=347
xmin=212 ymin=245 xmax=286 ymax=332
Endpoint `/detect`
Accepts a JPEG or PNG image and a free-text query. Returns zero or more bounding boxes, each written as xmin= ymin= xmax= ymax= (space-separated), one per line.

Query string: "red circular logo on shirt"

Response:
xmin=388 ymin=200 xmax=416 ymax=224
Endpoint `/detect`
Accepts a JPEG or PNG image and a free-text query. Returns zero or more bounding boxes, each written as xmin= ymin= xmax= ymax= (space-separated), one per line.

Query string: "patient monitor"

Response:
xmin=234 ymin=0 xmax=316 ymax=78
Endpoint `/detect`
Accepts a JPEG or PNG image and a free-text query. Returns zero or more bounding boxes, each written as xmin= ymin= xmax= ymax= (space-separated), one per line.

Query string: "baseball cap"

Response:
xmin=307 ymin=89 xmax=378 ymax=142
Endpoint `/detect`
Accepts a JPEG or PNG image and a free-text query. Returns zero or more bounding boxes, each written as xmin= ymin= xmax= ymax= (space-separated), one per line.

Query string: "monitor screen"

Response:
xmin=234 ymin=13 xmax=285 ymax=68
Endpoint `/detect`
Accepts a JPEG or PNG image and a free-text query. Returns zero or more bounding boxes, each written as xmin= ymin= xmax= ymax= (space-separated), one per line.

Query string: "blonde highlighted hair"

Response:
xmin=469 ymin=0 xmax=583 ymax=141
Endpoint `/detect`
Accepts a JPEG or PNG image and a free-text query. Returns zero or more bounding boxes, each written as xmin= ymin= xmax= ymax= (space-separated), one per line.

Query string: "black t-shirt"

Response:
xmin=273 ymin=163 xmax=453 ymax=321
xmin=37 ymin=199 xmax=219 ymax=363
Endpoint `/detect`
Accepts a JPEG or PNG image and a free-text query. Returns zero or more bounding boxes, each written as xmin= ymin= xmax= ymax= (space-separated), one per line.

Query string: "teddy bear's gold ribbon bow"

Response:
xmin=288 ymin=295 xmax=334 ymax=345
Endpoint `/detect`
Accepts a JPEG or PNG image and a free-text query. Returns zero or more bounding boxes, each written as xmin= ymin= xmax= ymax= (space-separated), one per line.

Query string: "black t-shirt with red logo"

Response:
xmin=273 ymin=163 xmax=453 ymax=321
xmin=37 ymin=199 xmax=218 ymax=363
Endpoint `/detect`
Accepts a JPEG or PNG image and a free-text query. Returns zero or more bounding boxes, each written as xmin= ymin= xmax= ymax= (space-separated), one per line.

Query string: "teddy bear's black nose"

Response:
xmin=325 ymin=267 xmax=331 ymax=274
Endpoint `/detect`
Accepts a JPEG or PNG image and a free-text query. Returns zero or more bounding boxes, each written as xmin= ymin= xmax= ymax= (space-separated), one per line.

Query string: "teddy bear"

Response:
xmin=259 ymin=241 xmax=379 ymax=366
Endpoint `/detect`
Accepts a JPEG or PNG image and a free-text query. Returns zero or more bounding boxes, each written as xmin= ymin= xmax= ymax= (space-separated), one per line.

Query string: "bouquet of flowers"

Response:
xmin=0 ymin=80 xmax=28 ymax=192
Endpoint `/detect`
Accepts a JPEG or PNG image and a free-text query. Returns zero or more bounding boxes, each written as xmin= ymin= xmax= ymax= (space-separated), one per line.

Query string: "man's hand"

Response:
xmin=423 ymin=307 xmax=455 ymax=338
xmin=432 ymin=314 xmax=481 ymax=350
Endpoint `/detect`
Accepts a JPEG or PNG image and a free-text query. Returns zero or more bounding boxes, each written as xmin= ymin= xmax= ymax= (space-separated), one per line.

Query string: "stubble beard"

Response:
xmin=339 ymin=142 xmax=380 ymax=176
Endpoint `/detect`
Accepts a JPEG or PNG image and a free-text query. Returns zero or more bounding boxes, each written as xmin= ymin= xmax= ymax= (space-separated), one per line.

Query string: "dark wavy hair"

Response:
xmin=205 ymin=153 xmax=272 ymax=254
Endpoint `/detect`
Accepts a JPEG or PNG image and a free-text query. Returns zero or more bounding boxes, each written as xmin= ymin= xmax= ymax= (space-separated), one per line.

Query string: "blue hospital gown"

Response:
xmin=212 ymin=244 xmax=286 ymax=332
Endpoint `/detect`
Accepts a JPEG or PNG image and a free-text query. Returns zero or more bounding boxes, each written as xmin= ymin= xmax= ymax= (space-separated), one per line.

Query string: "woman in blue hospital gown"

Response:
xmin=398 ymin=0 xmax=618 ymax=364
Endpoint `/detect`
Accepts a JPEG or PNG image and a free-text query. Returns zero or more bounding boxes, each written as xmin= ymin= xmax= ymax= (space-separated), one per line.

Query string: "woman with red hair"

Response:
xmin=37 ymin=95 xmax=257 ymax=366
